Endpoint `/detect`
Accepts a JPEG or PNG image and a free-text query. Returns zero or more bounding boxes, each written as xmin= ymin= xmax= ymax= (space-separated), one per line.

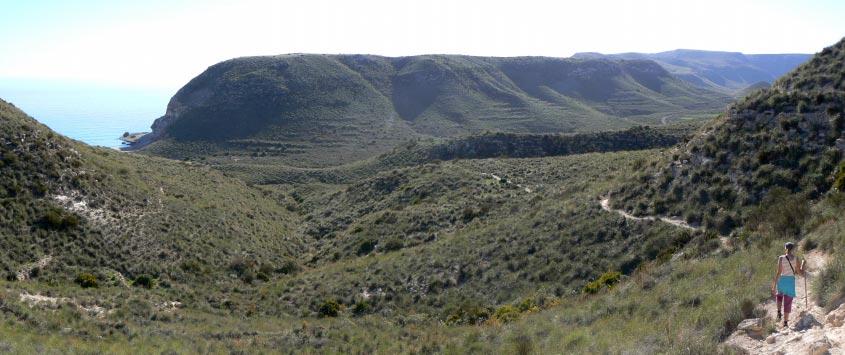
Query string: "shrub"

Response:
xmin=815 ymin=256 xmax=845 ymax=310
xmin=277 ymin=260 xmax=300 ymax=275
xmin=75 ymin=273 xmax=98 ymax=288
xmin=516 ymin=298 xmax=540 ymax=313
xmin=747 ymin=187 xmax=809 ymax=239
xmin=834 ymin=164 xmax=845 ymax=191
xmin=445 ymin=304 xmax=492 ymax=325
xmin=133 ymin=275 xmax=154 ymax=289
xmin=352 ymin=301 xmax=370 ymax=316
xmin=228 ymin=256 xmax=254 ymax=276
xmin=357 ymin=239 xmax=377 ymax=255
xmin=382 ymin=238 xmax=403 ymax=251
xmin=803 ymin=238 xmax=818 ymax=251
xmin=180 ymin=260 xmax=204 ymax=274
xmin=42 ymin=208 xmax=79 ymax=230
xmin=462 ymin=207 xmax=479 ymax=222
xmin=583 ymin=271 xmax=622 ymax=294
xmin=493 ymin=305 xmax=521 ymax=323
xmin=512 ymin=335 xmax=534 ymax=355
xmin=318 ymin=299 xmax=341 ymax=317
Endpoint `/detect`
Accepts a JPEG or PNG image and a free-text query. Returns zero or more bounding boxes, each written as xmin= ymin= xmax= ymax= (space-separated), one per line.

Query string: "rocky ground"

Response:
xmin=725 ymin=251 xmax=844 ymax=354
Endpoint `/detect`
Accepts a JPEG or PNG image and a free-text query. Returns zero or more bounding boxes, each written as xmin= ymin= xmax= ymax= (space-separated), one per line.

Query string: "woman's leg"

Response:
xmin=783 ymin=295 xmax=793 ymax=325
xmin=776 ymin=293 xmax=783 ymax=317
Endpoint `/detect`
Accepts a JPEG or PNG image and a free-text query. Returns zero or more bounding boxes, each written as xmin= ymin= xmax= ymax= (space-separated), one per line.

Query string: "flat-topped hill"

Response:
xmin=134 ymin=54 xmax=729 ymax=166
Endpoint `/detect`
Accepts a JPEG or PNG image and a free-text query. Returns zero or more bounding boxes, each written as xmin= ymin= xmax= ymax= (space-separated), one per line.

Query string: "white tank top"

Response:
xmin=780 ymin=255 xmax=797 ymax=276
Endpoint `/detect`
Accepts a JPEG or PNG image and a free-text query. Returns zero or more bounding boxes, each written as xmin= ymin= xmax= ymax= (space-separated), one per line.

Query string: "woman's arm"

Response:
xmin=799 ymin=258 xmax=806 ymax=277
xmin=771 ymin=256 xmax=783 ymax=294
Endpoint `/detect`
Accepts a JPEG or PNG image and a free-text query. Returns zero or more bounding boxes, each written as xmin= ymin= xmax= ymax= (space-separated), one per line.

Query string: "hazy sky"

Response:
xmin=1 ymin=0 xmax=843 ymax=89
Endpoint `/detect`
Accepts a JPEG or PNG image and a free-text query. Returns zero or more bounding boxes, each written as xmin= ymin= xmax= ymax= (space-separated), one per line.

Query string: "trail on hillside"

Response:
xmin=481 ymin=173 xmax=532 ymax=193
xmin=725 ymin=251 xmax=845 ymax=354
xmin=599 ymin=197 xmax=700 ymax=232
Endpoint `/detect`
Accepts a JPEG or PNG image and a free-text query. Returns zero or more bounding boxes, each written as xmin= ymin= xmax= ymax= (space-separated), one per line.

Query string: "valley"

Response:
xmin=0 ymin=33 xmax=843 ymax=354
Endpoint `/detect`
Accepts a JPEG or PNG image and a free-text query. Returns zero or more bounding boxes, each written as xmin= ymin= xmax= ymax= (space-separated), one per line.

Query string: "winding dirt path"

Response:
xmin=599 ymin=197 xmax=700 ymax=232
xmin=482 ymin=173 xmax=532 ymax=193
xmin=724 ymin=251 xmax=845 ymax=354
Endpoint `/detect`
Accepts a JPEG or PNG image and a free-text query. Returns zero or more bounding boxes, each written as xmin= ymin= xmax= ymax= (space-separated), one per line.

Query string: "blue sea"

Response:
xmin=0 ymin=79 xmax=173 ymax=148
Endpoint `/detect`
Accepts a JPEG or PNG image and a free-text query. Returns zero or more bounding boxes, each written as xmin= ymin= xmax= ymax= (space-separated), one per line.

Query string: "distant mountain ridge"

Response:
xmin=134 ymin=54 xmax=729 ymax=166
xmin=573 ymin=49 xmax=811 ymax=95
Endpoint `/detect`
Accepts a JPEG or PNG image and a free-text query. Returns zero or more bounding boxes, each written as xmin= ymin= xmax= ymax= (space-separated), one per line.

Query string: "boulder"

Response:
xmin=766 ymin=334 xmax=777 ymax=344
xmin=737 ymin=318 xmax=765 ymax=339
xmin=824 ymin=303 xmax=845 ymax=327
xmin=795 ymin=313 xmax=822 ymax=331
xmin=807 ymin=338 xmax=831 ymax=355
xmin=721 ymin=343 xmax=749 ymax=355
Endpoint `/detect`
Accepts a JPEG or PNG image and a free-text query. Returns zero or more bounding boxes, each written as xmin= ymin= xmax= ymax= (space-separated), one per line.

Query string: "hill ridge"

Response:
xmin=572 ymin=49 xmax=812 ymax=94
xmin=133 ymin=53 xmax=729 ymax=166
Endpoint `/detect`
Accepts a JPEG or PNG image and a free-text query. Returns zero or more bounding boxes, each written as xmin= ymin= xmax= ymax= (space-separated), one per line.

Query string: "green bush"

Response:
xmin=512 ymin=335 xmax=534 ymax=355
xmin=516 ymin=298 xmax=540 ymax=313
xmin=834 ymin=164 xmax=845 ymax=191
xmin=133 ymin=275 xmax=154 ymax=289
xmin=277 ymin=260 xmax=300 ymax=275
xmin=815 ymin=256 xmax=845 ymax=310
xmin=75 ymin=273 xmax=98 ymax=288
xmin=583 ymin=271 xmax=622 ymax=294
xmin=493 ymin=305 xmax=521 ymax=323
xmin=318 ymin=299 xmax=341 ymax=317
xmin=42 ymin=208 xmax=79 ymax=230
xmin=747 ymin=187 xmax=810 ymax=239
xmin=357 ymin=239 xmax=377 ymax=255
xmin=445 ymin=304 xmax=491 ymax=325
xmin=229 ymin=256 xmax=258 ymax=282
xmin=352 ymin=301 xmax=371 ymax=316
xmin=382 ymin=238 xmax=403 ymax=251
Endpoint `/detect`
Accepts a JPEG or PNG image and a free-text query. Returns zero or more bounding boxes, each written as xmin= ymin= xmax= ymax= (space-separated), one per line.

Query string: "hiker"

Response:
xmin=770 ymin=242 xmax=805 ymax=328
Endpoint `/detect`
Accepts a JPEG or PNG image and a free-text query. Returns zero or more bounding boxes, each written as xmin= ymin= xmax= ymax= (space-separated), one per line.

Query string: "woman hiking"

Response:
xmin=770 ymin=242 xmax=805 ymax=328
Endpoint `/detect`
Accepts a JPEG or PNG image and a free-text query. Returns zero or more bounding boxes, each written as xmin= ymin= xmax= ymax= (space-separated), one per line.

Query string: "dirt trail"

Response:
xmin=725 ymin=251 xmax=845 ymax=354
xmin=18 ymin=292 xmax=112 ymax=318
xmin=599 ymin=197 xmax=700 ymax=232
xmin=482 ymin=173 xmax=532 ymax=193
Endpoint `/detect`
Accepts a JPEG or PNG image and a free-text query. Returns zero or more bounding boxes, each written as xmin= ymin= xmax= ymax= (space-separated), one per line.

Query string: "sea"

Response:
xmin=0 ymin=79 xmax=173 ymax=148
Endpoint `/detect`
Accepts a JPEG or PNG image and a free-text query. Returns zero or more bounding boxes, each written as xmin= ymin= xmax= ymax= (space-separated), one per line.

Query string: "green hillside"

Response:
xmin=1 ymin=95 xmax=718 ymax=352
xmin=1 ymin=38 xmax=843 ymax=355
xmin=207 ymin=124 xmax=695 ymax=185
xmin=610 ymin=38 xmax=845 ymax=235
xmin=134 ymin=54 xmax=729 ymax=167
xmin=0 ymin=98 xmax=303 ymax=290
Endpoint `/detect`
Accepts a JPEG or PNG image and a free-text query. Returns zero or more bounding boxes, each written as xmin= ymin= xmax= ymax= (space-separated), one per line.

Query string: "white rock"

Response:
xmin=738 ymin=318 xmax=765 ymax=339
xmin=807 ymin=338 xmax=831 ymax=355
xmin=824 ymin=303 xmax=845 ymax=327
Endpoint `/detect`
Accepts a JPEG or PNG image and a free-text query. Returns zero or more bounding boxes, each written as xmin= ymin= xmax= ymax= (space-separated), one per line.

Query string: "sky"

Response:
xmin=1 ymin=0 xmax=844 ymax=90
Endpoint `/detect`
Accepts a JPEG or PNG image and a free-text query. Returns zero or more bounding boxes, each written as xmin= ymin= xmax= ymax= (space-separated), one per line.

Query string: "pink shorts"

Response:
xmin=776 ymin=293 xmax=793 ymax=313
